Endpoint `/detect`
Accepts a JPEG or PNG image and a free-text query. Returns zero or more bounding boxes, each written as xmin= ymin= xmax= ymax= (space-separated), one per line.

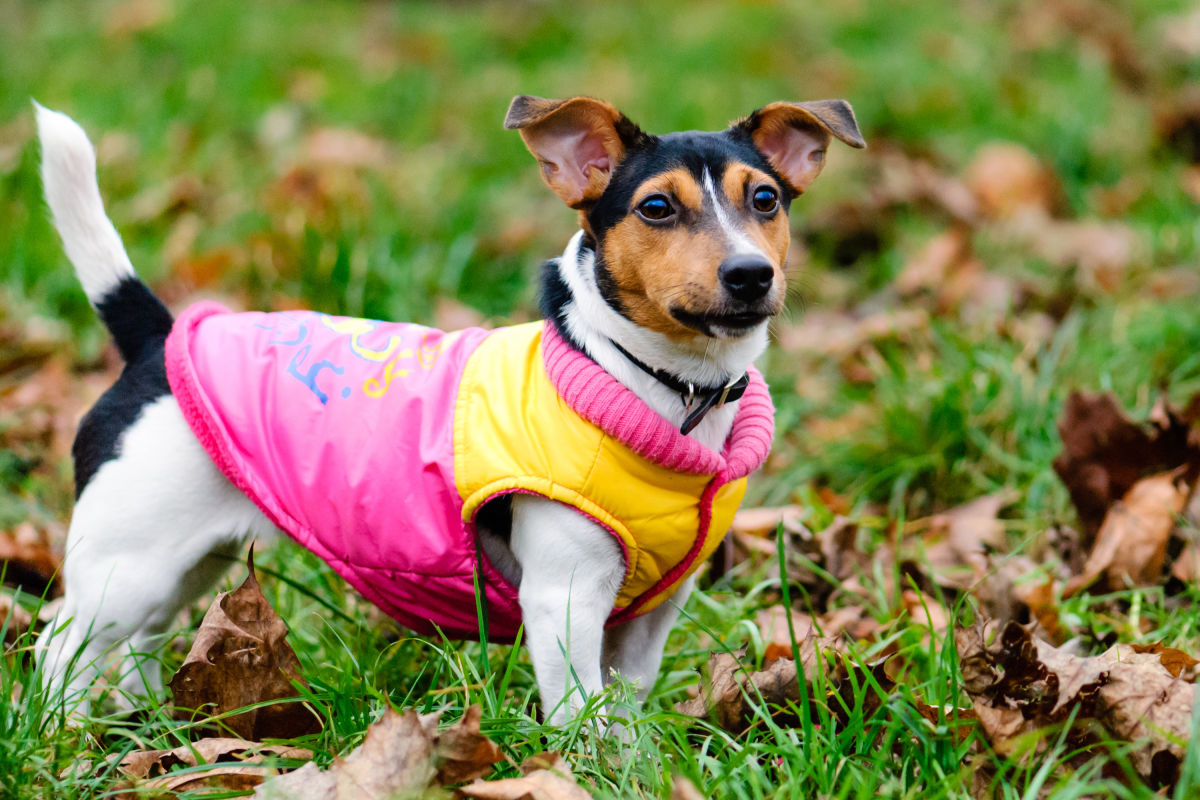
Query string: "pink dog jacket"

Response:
xmin=165 ymin=302 xmax=774 ymax=641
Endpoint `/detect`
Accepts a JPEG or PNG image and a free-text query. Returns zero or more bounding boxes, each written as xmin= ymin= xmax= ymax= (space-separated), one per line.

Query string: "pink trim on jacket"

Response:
xmin=541 ymin=322 xmax=775 ymax=480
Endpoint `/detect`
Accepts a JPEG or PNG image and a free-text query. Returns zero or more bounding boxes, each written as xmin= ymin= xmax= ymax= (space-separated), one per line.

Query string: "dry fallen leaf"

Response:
xmin=963 ymin=142 xmax=1060 ymax=220
xmin=431 ymin=703 xmax=504 ymax=785
xmin=958 ymin=620 xmax=1196 ymax=788
xmin=117 ymin=738 xmax=310 ymax=795
xmin=254 ymin=705 xmax=504 ymax=799
xmin=1063 ymin=470 xmax=1189 ymax=598
xmin=755 ymin=606 xmax=816 ymax=663
xmin=458 ymin=751 xmax=593 ymax=800
xmin=922 ymin=491 xmax=1014 ymax=590
xmin=730 ymin=505 xmax=804 ymax=538
xmin=1128 ymin=643 xmax=1200 ymax=681
xmin=902 ymin=590 xmax=950 ymax=635
xmin=1053 ymin=391 xmax=1200 ymax=541
xmin=169 ymin=554 xmax=322 ymax=740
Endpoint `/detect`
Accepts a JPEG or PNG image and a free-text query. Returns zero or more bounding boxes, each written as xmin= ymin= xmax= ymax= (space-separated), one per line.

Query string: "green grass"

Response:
xmin=4 ymin=0 xmax=1200 ymax=797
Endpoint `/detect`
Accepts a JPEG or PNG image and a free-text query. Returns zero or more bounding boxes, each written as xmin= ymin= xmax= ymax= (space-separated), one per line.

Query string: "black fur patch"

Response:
xmin=95 ymin=277 xmax=174 ymax=363
xmin=537 ymin=257 xmax=573 ymax=341
xmin=73 ymin=337 xmax=170 ymax=497
xmin=74 ymin=277 xmax=174 ymax=497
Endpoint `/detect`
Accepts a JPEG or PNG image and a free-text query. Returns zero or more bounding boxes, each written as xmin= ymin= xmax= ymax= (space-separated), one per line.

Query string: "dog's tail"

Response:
xmin=35 ymin=102 xmax=173 ymax=362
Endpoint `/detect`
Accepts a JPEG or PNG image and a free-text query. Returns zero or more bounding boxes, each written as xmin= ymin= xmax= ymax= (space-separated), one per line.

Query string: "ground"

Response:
xmin=2 ymin=0 xmax=1200 ymax=797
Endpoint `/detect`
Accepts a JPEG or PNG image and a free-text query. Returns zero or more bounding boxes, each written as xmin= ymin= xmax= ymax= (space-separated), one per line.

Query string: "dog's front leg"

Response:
xmin=602 ymin=573 xmax=696 ymax=704
xmin=509 ymin=494 xmax=624 ymax=725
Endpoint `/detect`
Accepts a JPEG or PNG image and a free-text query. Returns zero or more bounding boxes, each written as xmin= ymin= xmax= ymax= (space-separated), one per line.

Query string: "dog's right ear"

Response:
xmin=505 ymin=95 xmax=643 ymax=209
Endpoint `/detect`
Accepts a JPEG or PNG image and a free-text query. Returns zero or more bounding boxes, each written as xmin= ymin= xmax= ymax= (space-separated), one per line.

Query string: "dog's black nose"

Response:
xmin=718 ymin=255 xmax=774 ymax=303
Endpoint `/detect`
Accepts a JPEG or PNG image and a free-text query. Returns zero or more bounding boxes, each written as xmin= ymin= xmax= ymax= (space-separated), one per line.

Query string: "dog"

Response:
xmin=34 ymin=95 xmax=863 ymax=724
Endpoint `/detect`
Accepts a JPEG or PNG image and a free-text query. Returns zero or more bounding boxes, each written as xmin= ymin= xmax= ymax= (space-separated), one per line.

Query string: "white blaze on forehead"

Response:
xmin=702 ymin=167 xmax=767 ymax=259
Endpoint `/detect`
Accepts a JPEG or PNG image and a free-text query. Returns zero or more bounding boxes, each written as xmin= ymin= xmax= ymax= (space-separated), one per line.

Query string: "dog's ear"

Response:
xmin=505 ymin=95 xmax=643 ymax=209
xmin=738 ymin=100 xmax=865 ymax=196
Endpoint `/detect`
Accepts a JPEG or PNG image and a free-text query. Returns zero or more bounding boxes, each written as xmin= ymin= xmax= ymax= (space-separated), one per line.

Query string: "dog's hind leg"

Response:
xmin=38 ymin=395 xmax=275 ymax=709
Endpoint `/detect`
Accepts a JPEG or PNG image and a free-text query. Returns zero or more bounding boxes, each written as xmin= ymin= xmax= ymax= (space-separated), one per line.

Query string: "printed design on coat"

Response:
xmin=247 ymin=312 xmax=457 ymax=405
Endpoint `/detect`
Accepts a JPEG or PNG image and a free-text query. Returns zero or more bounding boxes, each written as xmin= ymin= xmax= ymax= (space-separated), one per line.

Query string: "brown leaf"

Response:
xmin=957 ymin=620 xmax=1197 ymax=787
xmin=0 ymin=521 xmax=62 ymax=596
xmin=755 ymin=606 xmax=816 ymax=663
xmin=458 ymin=751 xmax=592 ymax=800
xmin=169 ymin=554 xmax=322 ymax=740
xmin=1053 ymin=391 xmax=1200 ymax=541
xmin=255 ymin=705 xmax=503 ymax=799
xmin=730 ymin=505 xmax=804 ymax=538
xmin=433 ymin=704 xmax=503 ymax=785
xmin=1063 ymin=470 xmax=1189 ymax=598
xmin=117 ymin=738 xmax=310 ymax=794
xmin=1129 ymin=643 xmax=1200 ymax=681
xmin=902 ymin=590 xmax=950 ymax=635
xmin=963 ymin=142 xmax=1060 ymax=220
xmin=1172 ymin=542 xmax=1200 ymax=582
xmin=922 ymin=491 xmax=1014 ymax=590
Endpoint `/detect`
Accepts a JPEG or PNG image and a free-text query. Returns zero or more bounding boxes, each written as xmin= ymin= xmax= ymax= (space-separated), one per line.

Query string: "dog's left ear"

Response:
xmin=505 ymin=95 xmax=643 ymax=209
xmin=738 ymin=100 xmax=866 ymax=196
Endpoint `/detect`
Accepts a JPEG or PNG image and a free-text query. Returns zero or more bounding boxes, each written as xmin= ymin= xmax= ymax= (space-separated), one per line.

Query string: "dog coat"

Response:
xmin=165 ymin=302 xmax=775 ymax=641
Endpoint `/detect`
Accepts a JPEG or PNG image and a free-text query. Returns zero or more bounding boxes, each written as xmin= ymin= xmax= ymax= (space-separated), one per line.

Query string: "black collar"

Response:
xmin=608 ymin=339 xmax=750 ymax=435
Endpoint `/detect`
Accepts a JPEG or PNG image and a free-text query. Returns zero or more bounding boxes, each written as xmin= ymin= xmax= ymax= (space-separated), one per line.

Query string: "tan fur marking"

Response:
xmin=599 ymin=165 xmax=788 ymax=340
xmin=721 ymin=165 xmax=790 ymax=266
xmin=630 ymin=168 xmax=704 ymax=215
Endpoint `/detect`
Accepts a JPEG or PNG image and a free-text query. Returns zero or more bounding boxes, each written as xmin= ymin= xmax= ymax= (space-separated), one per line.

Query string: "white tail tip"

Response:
xmin=35 ymin=101 xmax=136 ymax=305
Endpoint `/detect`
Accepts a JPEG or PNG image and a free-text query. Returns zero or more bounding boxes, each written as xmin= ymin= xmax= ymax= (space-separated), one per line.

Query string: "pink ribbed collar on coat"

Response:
xmin=540 ymin=322 xmax=775 ymax=480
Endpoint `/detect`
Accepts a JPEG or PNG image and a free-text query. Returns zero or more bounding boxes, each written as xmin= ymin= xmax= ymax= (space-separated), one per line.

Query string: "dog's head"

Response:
xmin=506 ymin=95 xmax=865 ymax=342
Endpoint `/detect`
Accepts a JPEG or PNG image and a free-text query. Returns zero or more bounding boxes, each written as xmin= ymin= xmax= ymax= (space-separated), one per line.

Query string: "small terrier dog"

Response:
xmin=34 ymin=95 xmax=863 ymax=723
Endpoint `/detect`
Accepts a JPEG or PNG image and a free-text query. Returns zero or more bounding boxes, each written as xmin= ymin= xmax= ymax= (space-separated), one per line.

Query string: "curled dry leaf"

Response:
xmin=255 ymin=705 xmax=503 ymax=799
xmin=1062 ymin=470 xmax=1189 ymax=598
xmin=431 ymin=703 xmax=504 ymax=785
xmin=458 ymin=751 xmax=593 ymax=800
xmin=1128 ymin=643 xmax=1200 ymax=681
xmin=169 ymin=554 xmax=322 ymax=740
xmin=1052 ymin=391 xmax=1200 ymax=541
xmin=117 ymin=738 xmax=310 ymax=795
xmin=957 ymin=620 xmax=1197 ymax=788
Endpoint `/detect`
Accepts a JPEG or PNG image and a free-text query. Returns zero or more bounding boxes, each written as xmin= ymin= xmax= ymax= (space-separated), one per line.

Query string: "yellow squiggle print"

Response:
xmin=363 ymin=349 xmax=412 ymax=397
xmin=321 ymin=317 xmax=405 ymax=362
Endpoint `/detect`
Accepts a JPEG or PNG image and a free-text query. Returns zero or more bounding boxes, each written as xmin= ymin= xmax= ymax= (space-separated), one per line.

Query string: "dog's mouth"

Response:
xmin=670 ymin=307 xmax=773 ymax=337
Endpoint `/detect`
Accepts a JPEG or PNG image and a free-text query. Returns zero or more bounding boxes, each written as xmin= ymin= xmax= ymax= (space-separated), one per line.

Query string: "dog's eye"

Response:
xmin=636 ymin=195 xmax=674 ymax=222
xmin=752 ymin=187 xmax=779 ymax=214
